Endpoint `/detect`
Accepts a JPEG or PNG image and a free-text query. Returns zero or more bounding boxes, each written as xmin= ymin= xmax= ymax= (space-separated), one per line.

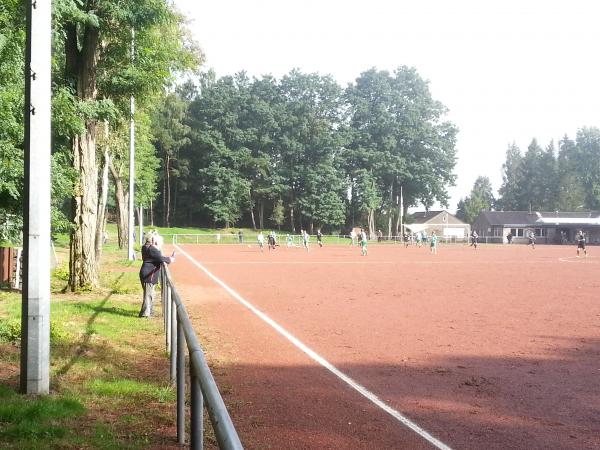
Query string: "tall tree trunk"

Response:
xmin=95 ymin=145 xmax=110 ymax=261
xmin=150 ymin=199 xmax=154 ymax=226
xmin=368 ymin=209 xmax=375 ymax=239
xmin=259 ymin=199 xmax=264 ymax=230
xmin=173 ymin=171 xmax=178 ymax=226
xmin=250 ymin=205 xmax=257 ymax=230
xmin=109 ymin=161 xmax=128 ymax=249
xmin=69 ymin=129 xmax=99 ymax=289
xmin=290 ymin=205 xmax=295 ymax=232
xmin=387 ymin=181 xmax=393 ymax=239
xmin=162 ymin=163 xmax=166 ymax=226
xmin=395 ymin=186 xmax=403 ymax=236
xmin=67 ymin=24 xmax=100 ymax=290
xmin=165 ymin=154 xmax=171 ymax=227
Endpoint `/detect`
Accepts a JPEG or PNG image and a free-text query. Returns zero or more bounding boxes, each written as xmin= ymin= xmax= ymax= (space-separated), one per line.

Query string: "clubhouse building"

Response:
xmin=406 ymin=210 xmax=470 ymax=239
xmin=472 ymin=211 xmax=600 ymax=244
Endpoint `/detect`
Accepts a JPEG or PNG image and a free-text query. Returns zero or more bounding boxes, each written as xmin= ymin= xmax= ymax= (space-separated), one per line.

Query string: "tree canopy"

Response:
xmin=494 ymin=130 xmax=600 ymax=213
xmin=151 ymin=67 xmax=458 ymax=234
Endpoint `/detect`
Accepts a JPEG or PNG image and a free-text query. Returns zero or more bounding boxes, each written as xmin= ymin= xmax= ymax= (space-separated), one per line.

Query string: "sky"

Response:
xmin=173 ymin=0 xmax=600 ymax=211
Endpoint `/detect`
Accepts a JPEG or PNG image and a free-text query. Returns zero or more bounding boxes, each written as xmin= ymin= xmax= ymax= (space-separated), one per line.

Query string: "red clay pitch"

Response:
xmin=168 ymin=242 xmax=600 ymax=450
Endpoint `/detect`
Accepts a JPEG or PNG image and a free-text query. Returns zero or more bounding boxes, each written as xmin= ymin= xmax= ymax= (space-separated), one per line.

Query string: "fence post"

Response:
xmin=170 ymin=300 xmax=177 ymax=384
xmin=177 ymin=318 xmax=186 ymax=445
xmin=190 ymin=359 xmax=204 ymax=450
xmin=161 ymin=270 xmax=166 ymax=332
xmin=166 ymin=285 xmax=171 ymax=351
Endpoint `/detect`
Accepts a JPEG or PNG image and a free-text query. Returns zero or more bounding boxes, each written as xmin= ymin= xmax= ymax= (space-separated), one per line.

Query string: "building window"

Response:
xmin=511 ymin=228 xmax=524 ymax=237
xmin=534 ymin=228 xmax=546 ymax=237
xmin=493 ymin=227 xmax=503 ymax=237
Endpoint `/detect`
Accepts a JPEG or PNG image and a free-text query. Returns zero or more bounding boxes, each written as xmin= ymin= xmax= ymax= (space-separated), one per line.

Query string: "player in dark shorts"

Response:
xmin=268 ymin=232 xmax=276 ymax=250
xmin=470 ymin=230 xmax=478 ymax=249
xmin=528 ymin=231 xmax=536 ymax=249
xmin=576 ymin=231 xmax=587 ymax=257
xmin=317 ymin=229 xmax=323 ymax=247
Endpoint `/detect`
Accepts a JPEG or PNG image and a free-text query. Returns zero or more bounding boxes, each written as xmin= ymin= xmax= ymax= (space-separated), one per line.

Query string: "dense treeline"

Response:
xmin=151 ymin=68 xmax=458 ymax=236
xmin=456 ymin=129 xmax=600 ymax=224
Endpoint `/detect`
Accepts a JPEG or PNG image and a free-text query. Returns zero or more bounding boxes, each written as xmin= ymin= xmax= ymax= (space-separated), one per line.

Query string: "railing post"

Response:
xmin=170 ymin=299 xmax=177 ymax=384
xmin=177 ymin=317 xmax=186 ymax=445
xmin=190 ymin=356 xmax=204 ymax=450
xmin=166 ymin=284 xmax=171 ymax=351
xmin=161 ymin=269 xmax=167 ymax=332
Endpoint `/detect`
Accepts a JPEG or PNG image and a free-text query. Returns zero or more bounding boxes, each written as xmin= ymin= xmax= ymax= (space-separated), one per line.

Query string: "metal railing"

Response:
xmin=160 ymin=264 xmax=243 ymax=450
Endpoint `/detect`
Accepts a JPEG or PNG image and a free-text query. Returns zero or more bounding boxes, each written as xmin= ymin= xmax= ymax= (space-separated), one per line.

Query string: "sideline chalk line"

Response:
xmin=175 ymin=244 xmax=453 ymax=450
xmin=558 ymin=255 xmax=598 ymax=263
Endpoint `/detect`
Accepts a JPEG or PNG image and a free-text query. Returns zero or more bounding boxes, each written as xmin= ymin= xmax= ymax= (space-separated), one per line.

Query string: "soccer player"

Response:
xmin=360 ymin=228 xmax=368 ymax=256
xmin=528 ymin=231 xmax=536 ymax=249
xmin=301 ymin=229 xmax=310 ymax=252
xmin=257 ymin=231 xmax=265 ymax=252
xmin=470 ymin=230 xmax=478 ymax=249
xmin=415 ymin=232 xmax=422 ymax=247
xmin=430 ymin=231 xmax=438 ymax=254
xmin=576 ymin=230 xmax=587 ymax=257
xmin=349 ymin=229 xmax=357 ymax=246
xmin=317 ymin=229 xmax=323 ymax=247
xmin=286 ymin=234 xmax=293 ymax=247
xmin=268 ymin=231 xmax=276 ymax=250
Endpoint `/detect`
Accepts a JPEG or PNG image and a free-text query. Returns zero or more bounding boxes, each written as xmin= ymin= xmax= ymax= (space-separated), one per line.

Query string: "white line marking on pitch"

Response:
xmin=175 ymin=244 xmax=452 ymax=450
xmin=194 ymin=261 xmax=395 ymax=264
xmin=558 ymin=256 xmax=598 ymax=263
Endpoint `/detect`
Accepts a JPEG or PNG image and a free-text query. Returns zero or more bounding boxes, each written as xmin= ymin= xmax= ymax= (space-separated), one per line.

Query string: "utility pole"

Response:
xmin=138 ymin=205 xmax=143 ymax=245
xmin=21 ymin=0 xmax=51 ymax=395
xmin=127 ymin=28 xmax=136 ymax=260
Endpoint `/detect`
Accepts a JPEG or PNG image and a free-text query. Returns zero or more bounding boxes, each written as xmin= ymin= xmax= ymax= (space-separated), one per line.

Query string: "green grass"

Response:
xmin=0 ymin=242 xmax=177 ymax=449
xmin=0 ymin=385 xmax=84 ymax=445
xmin=86 ymin=378 xmax=175 ymax=403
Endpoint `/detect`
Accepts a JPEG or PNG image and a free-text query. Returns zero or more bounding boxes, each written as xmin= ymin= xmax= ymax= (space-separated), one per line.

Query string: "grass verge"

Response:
xmin=0 ymin=242 xmax=180 ymax=449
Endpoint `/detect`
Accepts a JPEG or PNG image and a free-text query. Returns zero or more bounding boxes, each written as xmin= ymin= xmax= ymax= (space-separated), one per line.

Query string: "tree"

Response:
xmin=277 ymin=70 xmax=348 ymax=232
xmin=53 ymin=0 xmax=200 ymax=289
xmin=345 ymin=67 xmax=457 ymax=236
xmin=557 ymin=135 xmax=585 ymax=211
xmin=497 ymin=143 xmax=524 ymax=210
xmin=199 ymin=163 xmax=250 ymax=228
xmin=269 ymin=199 xmax=285 ymax=229
xmin=573 ymin=127 xmax=600 ymax=209
xmin=456 ymin=176 xmax=495 ymax=224
xmin=0 ymin=0 xmax=25 ymax=235
xmin=151 ymin=92 xmax=190 ymax=228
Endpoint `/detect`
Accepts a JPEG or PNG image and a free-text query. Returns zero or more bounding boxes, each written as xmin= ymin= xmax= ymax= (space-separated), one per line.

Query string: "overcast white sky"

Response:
xmin=174 ymin=0 xmax=600 ymax=211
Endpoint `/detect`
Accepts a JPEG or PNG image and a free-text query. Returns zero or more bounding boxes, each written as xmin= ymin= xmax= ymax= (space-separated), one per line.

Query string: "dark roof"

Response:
xmin=478 ymin=211 xmax=539 ymax=226
xmin=409 ymin=210 xmax=451 ymax=224
xmin=477 ymin=211 xmax=600 ymax=226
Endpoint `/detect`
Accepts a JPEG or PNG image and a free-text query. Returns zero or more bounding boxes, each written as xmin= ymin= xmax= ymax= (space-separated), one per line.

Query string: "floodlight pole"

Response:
xmin=20 ymin=0 xmax=52 ymax=395
xmin=127 ymin=28 xmax=136 ymax=260
xmin=139 ymin=205 xmax=143 ymax=245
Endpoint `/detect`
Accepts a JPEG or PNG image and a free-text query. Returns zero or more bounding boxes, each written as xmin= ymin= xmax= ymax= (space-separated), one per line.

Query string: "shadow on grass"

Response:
xmin=71 ymin=303 xmax=139 ymax=318
xmin=55 ymin=274 xmax=125 ymax=377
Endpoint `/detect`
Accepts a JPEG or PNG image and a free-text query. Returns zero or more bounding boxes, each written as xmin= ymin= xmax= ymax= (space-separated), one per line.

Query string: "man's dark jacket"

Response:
xmin=139 ymin=244 xmax=170 ymax=285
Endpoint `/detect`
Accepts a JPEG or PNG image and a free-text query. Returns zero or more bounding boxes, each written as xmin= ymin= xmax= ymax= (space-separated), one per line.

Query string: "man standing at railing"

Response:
xmin=139 ymin=233 xmax=175 ymax=318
